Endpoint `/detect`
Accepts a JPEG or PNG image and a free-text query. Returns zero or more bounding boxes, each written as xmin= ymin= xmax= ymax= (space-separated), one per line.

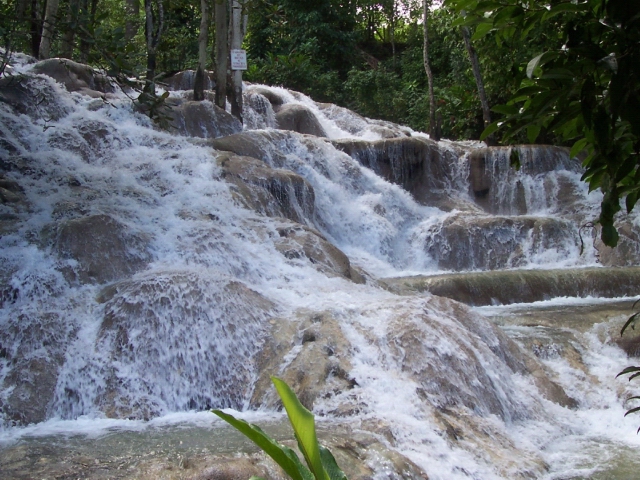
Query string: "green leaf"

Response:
xmin=471 ymin=22 xmax=493 ymax=41
xmin=542 ymin=2 xmax=585 ymax=21
xmin=621 ymin=313 xmax=640 ymax=336
xmin=618 ymin=365 xmax=640 ymax=377
xmin=570 ymin=138 xmax=589 ymax=159
xmin=625 ymin=406 xmax=640 ymax=417
xmin=601 ymin=224 xmax=619 ymax=247
xmin=272 ymin=376 xmax=330 ymax=480
xmin=212 ymin=409 xmax=314 ymax=480
xmin=320 ymin=447 xmax=348 ymax=480
xmin=527 ymin=124 xmax=541 ymax=143
xmin=526 ymin=51 xmax=559 ymax=79
xmin=491 ymin=104 xmax=518 ymax=115
xmin=480 ymin=121 xmax=500 ymax=141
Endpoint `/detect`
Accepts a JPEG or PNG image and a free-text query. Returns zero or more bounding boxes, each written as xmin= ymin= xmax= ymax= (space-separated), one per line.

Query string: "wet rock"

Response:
xmin=244 ymin=92 xmax=277 ymax=130
xmin=386 ymin=296 xmax=576 ymax=419
xmin=47 ymin=117 xmax=129 ymax=162
xmin=333 ymin=136 xmax=461 ymax=206
xmin=468 ymin=145 xmax=582 ymax=214
xmin=217 ymin=153 xmax=315 ymax=224
xmin=275 ymin=104 xmax=327 ymax=137
xmin=162 ymin=70 xmax=215 ymax=91
xmin=90 ymin=272 xmax=275 ymax=419
xmin=0 ymin=175 xmax=30 ymax=231
xmin=187 ymin=455 xmax=285 ymax=480
xmin=420 ymin=214 xmax=577 ymax=271
xmin=595 ymin=221 xmax=640 ymax=266
xmin=50 ymin=214 xmax=152 ymax=285
xmin=251 ymin=310 xmax=355 ymax=412
xmin=0 ymin=74 xmax=72 ymax=121
xmin=273 ymin=220 xmax=365 ymax=283
xmin=0 ymin=420 xmax=429 ymax=480
xmin=0 ymin=312 xmax=76 ymax=426
xmin=169 ymin=101 xmax=242 ymax=139
xmin=616 ymin=335 xmax=640 ymax=357
xmin=382 ymin=266 xmax=640 ymax=306
xmin=246 ymin=86 xmax=286 ymax=112
xmin=31 ymin=58 xmax=116 ymax=97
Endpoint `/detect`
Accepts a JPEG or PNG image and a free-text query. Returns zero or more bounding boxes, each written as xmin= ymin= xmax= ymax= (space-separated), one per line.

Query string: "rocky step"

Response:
xmin=381 ymin=266 xmax=640 ymax=306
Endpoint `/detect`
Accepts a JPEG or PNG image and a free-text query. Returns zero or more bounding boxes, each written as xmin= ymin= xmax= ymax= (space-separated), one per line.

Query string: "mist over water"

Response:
xmin=2 ymin=57 xmax=640 ymax=479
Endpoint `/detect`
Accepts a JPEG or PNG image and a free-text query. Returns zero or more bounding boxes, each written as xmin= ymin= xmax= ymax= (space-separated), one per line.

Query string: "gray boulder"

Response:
xmin=275 ymin=104 xmax=327 ymax=137
xmin=50 ymin=214 xmax=152 ymax=285
xmin=31 ymin=58 xmax=116 ymax=97
xmin=218 ymin=152 xmax=315 ymax=224
xmin=169 ymin=101 xmax=242 ymax=139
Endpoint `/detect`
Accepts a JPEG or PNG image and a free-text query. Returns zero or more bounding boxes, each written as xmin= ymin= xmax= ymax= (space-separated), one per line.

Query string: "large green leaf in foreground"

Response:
xmin=213 ymin=376 xmax=348 ymax=480
xmin=211 ymin=409 xmax=314 ymax=480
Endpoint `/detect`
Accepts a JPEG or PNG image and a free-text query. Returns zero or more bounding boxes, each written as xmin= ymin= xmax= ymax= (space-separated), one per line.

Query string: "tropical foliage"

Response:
xmin=213 ymin=376 xmax=347 ymax=480
xmin=446 ymin=0 xmax=640 ymax=246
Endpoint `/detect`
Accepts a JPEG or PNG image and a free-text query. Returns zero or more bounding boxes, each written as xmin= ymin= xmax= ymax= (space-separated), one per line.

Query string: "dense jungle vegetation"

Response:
xmin=0 ymin=0 xmax=575 ymax=140
xmin=0 ymin=0 xmax=638 ymax=245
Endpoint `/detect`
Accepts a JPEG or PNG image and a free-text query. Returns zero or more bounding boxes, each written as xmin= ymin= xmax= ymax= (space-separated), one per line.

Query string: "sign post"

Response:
xmin=230 ymin=49 xmax=247 ymax=71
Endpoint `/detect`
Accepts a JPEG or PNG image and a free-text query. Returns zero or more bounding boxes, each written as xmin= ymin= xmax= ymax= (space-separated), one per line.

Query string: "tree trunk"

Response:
xmin=78 ymin=0 xmax=98 ymax=63
xmin=29 ymin=0 xmax=42 ymax=58
xmin=125 ymin=0 xmax=140 ymax=43
xmin=214 ymin=0 xmax=228 ymax=110
xmin=461 ymin=25 xmax=494 ymax=144
xmin=194 ymin=0 xmax=209 ymax=101
xmin=39 ymin=0 xmax=59 ymax=59
xmin=229 ymin=0 xmax=243 ymax=121
xmin=60 ymin=0 xmax=80 ymax=59
xmin=389 ymin=1 xmax=396 ymax=68
xmin=423 ymin=0 xmax=438 ymax=140
xmin=144 ymin=0 xmax=164 ymax=95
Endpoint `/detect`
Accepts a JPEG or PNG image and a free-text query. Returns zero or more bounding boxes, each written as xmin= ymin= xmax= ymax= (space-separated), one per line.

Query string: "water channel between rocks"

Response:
xmin=2 ymin=55 xmax=640 ymax=479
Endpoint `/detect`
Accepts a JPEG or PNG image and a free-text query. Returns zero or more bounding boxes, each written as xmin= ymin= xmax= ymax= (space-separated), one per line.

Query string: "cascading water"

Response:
xmin=2 ymin=54 xmax=640 ymax=479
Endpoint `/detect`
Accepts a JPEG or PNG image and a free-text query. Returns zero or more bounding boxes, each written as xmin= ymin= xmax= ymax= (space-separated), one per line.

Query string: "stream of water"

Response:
xmin=1 ymin=55 xmax=640 ymax=479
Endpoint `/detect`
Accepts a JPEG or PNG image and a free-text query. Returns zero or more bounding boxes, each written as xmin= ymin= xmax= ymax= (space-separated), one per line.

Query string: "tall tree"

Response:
xmin=214 ymin=0 xmax=228 ymax=110
xmin=125 ymin=0 xmax=140 ymax=43
xmin=78 ymin=0 xmax=99 ymax=63
xmin=143 ymin=0 xmax=164 ymax=94
xmin=460 ymin=23 xmax=492 ymax=144
xmin=229 ymin=0 xmax=245 ymax=120
xmin=194 ymin=0 xmax=209 ymax=101
xmin=423 ymin=0 xmax=438 ymax=140
xmin=39 ymin=0 xmax=60 ymax=59
xmin=60 ymin=0 xmax=81 ymax=59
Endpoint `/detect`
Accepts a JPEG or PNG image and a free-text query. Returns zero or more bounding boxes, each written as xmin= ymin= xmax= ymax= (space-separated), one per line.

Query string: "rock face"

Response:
xmin=252 ymin=310 xmax=355 ymax=411
xmin=273 ymin=221 xmax=366 ymax=283
xmin=84 ymin=272 xmax=276 ymax=419
xmin=162 ymin=70 xmax=216 ymax=91
xmin=246 ymin=86 xmax=286 ymax=112
xmin=169 ymin=100 xmax=242 ymax=139
xmin=0 ymin=311 xmax=76 ymax=426
xmin=422 ymin=214 xmax=577 ymax=271
xmin=275 ymin=104 xmax=328 ymax=137
xmin=49 ymin=214 xmax=152 ymax=285
xmin=218 ymin=153 xmax=315 ymax=224
xmin=0 ymin=74 xmax=73 ymax=121
xmin=333 ymin=136 xmax=463 ymax=207
xmin=382 ymin=266 xmax=640 ymax=306
xmin=31 ymin=58 xmax=116 ymax=97
xmin=467 ymin=145 xmax=582 ymax=214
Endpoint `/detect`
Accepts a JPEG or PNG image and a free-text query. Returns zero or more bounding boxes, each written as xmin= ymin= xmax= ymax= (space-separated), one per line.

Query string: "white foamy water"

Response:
xmin=2 ymin=58 xmax=640 ymax=479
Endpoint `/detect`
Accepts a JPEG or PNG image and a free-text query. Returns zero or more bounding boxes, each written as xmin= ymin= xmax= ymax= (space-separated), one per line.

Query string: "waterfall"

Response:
xmin=2 ymin=55 xmax=640 ymax=479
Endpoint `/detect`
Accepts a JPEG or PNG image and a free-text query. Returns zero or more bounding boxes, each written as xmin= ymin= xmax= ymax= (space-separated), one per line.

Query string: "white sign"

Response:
xmin=230 ymin=49 xmax=247 ymax=70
